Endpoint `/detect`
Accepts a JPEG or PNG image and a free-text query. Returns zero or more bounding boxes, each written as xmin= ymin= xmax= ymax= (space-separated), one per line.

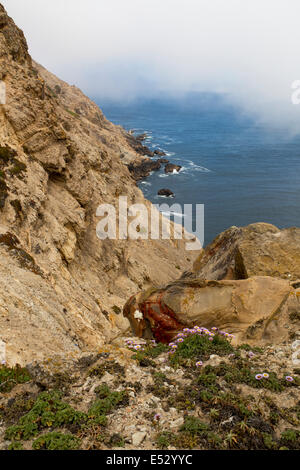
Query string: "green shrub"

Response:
xmin=209 ymin=360 xmax=290 ymax=392
xmin=179 ymin=416 xmax=208 ymax=436
xmin=5 ymin=391 xmax=86 ymax=441
xmin=155 ymin=431 xmax=176 ymax=449
xmin=170 ymin=333 xmax=234 ymax=365
xmin=0 ymin=364 xmax=31 ymax=393
xmin=8 ymin=441 xmax=24 ymax=451
xmin=88 ymin=384 xmax=128 ymax=426
xmin=32 ymin=432 xmax=80 ymax=450
xmin=131 ymin=342 xmax=168 ymax=366
xmin=280 ymin=429 xmax=299 ymax=443
xmin=263 ymin=433 xmax=278 ymax=450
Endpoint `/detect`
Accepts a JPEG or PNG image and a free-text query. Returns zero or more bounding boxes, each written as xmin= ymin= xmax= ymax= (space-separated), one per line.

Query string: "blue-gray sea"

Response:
xmin=99 ymin=93 xmax=300 ymax=246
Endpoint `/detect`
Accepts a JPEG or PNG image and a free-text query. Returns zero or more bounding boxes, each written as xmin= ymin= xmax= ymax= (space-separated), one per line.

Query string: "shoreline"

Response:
xmin=127 ymin=130 xmax=182 ymax=192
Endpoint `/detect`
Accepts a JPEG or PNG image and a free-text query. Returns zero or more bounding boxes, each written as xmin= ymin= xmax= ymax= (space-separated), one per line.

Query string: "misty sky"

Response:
xmin=2 ymin=0 xmax=300 ymax=130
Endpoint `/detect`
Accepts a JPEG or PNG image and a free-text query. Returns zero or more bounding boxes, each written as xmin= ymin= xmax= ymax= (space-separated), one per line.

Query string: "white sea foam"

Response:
xmin=165 ymin=152 xmax=175 ymax=157
xmin=158 ymin=169 xmax=182 ymax=177
xmin=176 ymin=161 xmax=211 ymax=174
xmin=149 ymin=143 xmax=160 ymax=148
xmin=160 ymin=211 xmax=186 ymax=218
xmin=187 ymin=160 xmax=211 ymax=172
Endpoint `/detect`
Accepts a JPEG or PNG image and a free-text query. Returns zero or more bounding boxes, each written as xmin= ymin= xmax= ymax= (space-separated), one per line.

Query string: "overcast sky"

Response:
xmin=2 ymin=0 xmax=300 ymax=130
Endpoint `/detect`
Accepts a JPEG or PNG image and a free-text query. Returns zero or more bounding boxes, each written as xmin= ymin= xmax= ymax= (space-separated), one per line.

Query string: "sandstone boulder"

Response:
xmin=193 ymin=223 xmax=300 ymax=281
xmin=123 ymin=276 xmax=299 ymax=346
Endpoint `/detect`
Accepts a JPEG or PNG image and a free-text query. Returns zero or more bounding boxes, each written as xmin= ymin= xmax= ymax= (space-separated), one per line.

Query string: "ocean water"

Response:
xmin=99 ymin=93 xmax=300 ymax=246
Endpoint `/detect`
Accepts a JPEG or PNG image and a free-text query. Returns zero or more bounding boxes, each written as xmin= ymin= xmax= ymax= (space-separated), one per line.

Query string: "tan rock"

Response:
xmin=124 ymin=276 xmax=298 ymax=346
xmin=0 ymin=5 xmax=199 ymax=365
xmin=193 ymin=223 xmax=300 ymax=281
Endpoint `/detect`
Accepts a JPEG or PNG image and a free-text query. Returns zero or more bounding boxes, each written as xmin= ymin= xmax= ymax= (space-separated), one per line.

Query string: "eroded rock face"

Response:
xmin=0 ymin=4 xmax=31 ymax=66
xmin=123 ymin=276 xmax=299 ymax=346
xmin=193 ymin=223 xmax=300 ymax=281
xmin=0 ymin=4 xmax=198 ymax=364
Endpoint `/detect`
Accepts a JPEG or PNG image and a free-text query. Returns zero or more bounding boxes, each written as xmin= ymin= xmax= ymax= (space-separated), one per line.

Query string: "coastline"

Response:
xmin=126 ymin=131 xmax=182 ymax=198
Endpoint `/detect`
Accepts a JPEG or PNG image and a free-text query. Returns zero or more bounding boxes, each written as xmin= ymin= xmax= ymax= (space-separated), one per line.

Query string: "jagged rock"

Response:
xmin=165 ymin=163 xmax=182 ymax=174
xmin=154 ymin=150 xmax=166 ymax=156
xmin=193 ymin=223 xmax=300 ymax=281
xmin=0 ymin=4 xmax=31 ymax=65
xmin=131 ymin=431 xmax=147 ymax=446
xmin=128 ymin=159 xmax=162 ymax=181
xmin=158 ymin=189 xmax=174 ymax=197
xmin=123 ymin=276 xmax=299 ymax=345
xmin=135 ymin=133 xmax=147 ymax=142
xmin=126 ymin=133 xmax=154 ymax=157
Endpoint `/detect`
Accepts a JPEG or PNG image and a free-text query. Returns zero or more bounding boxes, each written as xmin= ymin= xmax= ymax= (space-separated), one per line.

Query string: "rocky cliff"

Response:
xmin=0 ymin=4 xmax=196 ymax=365
xmin=0 ymin=5 xmax=299 ymax=452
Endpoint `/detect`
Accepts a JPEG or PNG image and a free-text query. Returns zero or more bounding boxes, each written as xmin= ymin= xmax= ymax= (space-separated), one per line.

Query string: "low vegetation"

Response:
xmin=1 ymin=327 xmax=299 ymax=450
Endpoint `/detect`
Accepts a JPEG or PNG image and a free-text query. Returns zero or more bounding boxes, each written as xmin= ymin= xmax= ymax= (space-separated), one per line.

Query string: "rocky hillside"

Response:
xmin=1 ymin=219 xmax=299 ymax=451
xmin=0 ymin=328 xmax=299 ymax=450
xmin=0 ymin=5 xmax=299 ymax=451
xmin=0 ymin=3 xmax=197 ymax=365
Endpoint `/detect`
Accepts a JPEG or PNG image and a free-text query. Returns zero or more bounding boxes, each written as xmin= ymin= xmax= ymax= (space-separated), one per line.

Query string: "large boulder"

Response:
xmin=193 ymin=223 xmax=300 ymax=281
xmin=123 ymin=276 xmax=299 ymax=346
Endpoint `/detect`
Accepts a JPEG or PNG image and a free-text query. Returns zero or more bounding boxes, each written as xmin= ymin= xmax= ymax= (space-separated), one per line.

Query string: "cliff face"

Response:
xmin=0 ymin=4 xmax=196 ymax=365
